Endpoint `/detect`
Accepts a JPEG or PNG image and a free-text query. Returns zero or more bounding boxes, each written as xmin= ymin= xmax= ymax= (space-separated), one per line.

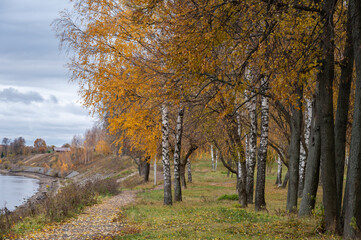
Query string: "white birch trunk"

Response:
xmin=161 ymin=105 xmax=172 ymax=205
xmin=245 ymin=134 xmax=250 ymax=170
xmin=246 ymin=91 xmax=257 ymax=203
xmin=276 ymin=155 xmax=283 ymax=187
xmin=173 ymin=107 xmax=184 ymax=202
xmin=298 ymin=98 xmax=312 ymax=196
xmin=187 ymin=159 xmax=192 ymax=183
xmin=237 ymin=111 xmax=242 ymax=191
xmin=211 ymin=145 xmax=215 ymax=170
xmin=255 ymin=79 xmax=269 ymax=211
xmin=215 ymin=149 xmax=218 ymax=170
xmin=236 ymin=111 xmax=248 ymax=207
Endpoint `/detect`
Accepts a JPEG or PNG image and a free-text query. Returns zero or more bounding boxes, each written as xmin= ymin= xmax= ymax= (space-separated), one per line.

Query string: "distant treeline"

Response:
xmin=0 ymin=137 xmax=53 ymax=157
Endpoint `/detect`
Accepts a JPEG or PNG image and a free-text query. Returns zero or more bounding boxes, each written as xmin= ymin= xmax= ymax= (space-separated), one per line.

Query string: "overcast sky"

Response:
xmin=0 ymin=0 xmax=94 ymax=146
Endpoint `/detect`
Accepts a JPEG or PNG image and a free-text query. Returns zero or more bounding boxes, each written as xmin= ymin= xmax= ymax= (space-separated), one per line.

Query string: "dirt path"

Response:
xmin=21 ymin=191 xmax=137 ymax=240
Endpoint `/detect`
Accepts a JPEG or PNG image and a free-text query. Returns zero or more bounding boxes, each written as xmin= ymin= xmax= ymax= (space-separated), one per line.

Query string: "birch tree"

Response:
xmin=299 ymin=96 xmax=321 ymax=217
xmin=211 ymin=145 xmax=215 ymax=171
xmin=247 ymin=92 xmax=257 ymax=204
xmin=162 ymin=105 xmax=172 ymax=205
xmin=255 ymin=79 xmax=269 ymax=211
xmin=173 ymin=107 xmax=184 ymax=202
xmin=286 ymin=86 xmax=303 ymax=212
xmin=276 ymin=155 xmax=282 ymax=187
xmin=298 ymin=98 xmax=312 ymax=197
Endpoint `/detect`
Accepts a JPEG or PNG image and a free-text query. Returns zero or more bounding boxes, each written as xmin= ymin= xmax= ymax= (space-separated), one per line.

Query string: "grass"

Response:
xmin=117 ymin=155 xmax=340 ymax=239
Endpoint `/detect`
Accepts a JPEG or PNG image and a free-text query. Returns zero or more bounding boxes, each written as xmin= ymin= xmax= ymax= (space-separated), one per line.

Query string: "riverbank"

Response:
xmin=0 ymin=153 xmax=135 ymax=214
xmin=0 ymin=169 xmax=61 ymax=211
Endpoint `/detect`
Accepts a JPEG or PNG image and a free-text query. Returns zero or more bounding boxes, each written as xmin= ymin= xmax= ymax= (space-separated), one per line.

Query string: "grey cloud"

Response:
xmin=0 ymin=87 xmax=44 ymax=104
xmin=0 ymin=101 xmax=94 ymax=146
xmin=0 ymin=0 xmax=71 ymax=59
xmin=50 ymin=95 xmax=58 ymax=103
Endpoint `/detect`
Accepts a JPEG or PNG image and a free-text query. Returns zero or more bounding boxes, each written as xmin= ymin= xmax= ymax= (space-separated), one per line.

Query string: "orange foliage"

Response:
xmin=34 ymin=138 xmax=47 ymax=153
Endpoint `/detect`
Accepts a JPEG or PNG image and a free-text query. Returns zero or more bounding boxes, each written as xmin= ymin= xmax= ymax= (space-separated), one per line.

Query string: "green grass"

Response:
xmin=117 ymin=157 xmax=340 ymax=239
xmin=11 ymin=215 xmax=47 ymax=236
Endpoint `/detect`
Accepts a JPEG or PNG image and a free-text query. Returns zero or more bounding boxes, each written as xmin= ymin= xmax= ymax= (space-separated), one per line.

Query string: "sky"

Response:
xmin=0 ymin=0 xmax=94 ymax=147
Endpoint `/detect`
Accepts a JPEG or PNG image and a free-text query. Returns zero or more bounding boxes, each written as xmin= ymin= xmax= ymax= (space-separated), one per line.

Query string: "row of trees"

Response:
xmin=55 ymin=0 xmax=361 ymax=237
xmin=1 ymin=137 xmax=53 ymax=157
xmin=69 ymin=125 xmax=114 ymax=165
xmin=1 ymin=137 xmax=27 ymax=156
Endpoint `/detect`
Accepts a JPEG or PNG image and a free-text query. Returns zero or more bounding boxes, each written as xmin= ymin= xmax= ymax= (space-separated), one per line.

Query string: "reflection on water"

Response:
xmin=0 ymin=174 xmax=39 ymax=211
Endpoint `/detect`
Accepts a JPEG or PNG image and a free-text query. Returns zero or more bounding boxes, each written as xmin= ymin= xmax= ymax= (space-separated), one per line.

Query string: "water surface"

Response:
xmin=0 ymin=174 xmax=39 ymax=211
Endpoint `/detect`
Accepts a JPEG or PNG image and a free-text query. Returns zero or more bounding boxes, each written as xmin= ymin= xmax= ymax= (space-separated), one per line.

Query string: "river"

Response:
xmin=0 ymin=174 xmax=39 ymax=211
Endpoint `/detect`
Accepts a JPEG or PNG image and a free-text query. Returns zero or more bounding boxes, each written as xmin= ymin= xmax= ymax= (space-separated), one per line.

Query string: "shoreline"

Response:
xmin=0 ymin=169 xmax=61 ymax=211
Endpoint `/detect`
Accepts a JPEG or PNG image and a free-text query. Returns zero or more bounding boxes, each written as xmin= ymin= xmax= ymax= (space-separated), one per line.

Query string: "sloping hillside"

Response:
xmin=1 ymin=152 xmax=136 ymax=180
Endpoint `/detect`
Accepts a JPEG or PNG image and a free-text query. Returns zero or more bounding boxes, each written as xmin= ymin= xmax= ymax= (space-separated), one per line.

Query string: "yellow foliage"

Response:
xmin=96 ymin=140 xmax=112 ymax=155
xmin=54 ymin=0 xmax=349 ymax=164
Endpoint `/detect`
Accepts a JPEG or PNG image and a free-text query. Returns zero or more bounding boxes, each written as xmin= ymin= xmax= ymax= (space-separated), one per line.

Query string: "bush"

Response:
xmin=217 ymin=194 xmax=238 ymax=201
xmin=2 ymin=161 xmax=11 ymax=170
xmin=43 ymin=178 xmax=120 ymax=221
xmin=92 ymin=178 xmax=120 ymax=196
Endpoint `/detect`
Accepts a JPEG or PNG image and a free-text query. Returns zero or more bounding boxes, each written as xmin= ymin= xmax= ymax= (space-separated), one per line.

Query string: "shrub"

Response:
xmin=217 ymin=194 xmax=238 ymax=201
xmin=2 ymin=161 xmax=11 ymax=170
xmin=92 ymin=178 xmax=120 ymax=196
xmin=17 ymin=161 xmax=24 ymax=166
xmin=43 ymin=178 xmax=120 ymax=221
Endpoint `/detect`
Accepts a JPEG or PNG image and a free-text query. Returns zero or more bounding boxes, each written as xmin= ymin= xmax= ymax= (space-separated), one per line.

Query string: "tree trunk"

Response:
xmin=343 ymin=0 xmax=361 ymax=237
xmin=335 ymin=7 xmax=353 ymax=226
xmin=287 ymin=86 xmax=303 ymax=212
xmin=173 ymin=107 xmax=184 ymax=202
xmin=299 ymin=97 xmax=321 ymax=217
xmin=215 ymin=149 xmax=218 ymax=170
xmin=245 ymin=133 xmax=249 ymax=169
xmin=187 ymin=159 xmax=192 ymax=183
xmin=143 ymin=158 xmax=150 ymax=182
xmin=237 ymin=161 xmax=247 ymax=207
xmin=236 ymin=112 xmax=247 ymax=208
xmin=318 ymin=0 xmax=338 ymax=231
xmin=298 ymin=98 xmax=312 ymax=197
xmin=180 ymin=163 xmax=187 ymax=189
xmin=227 ymin=159 xmax=232 ymax=177
xmin=298 ymin=150 xmax=306 ymax=197
xmin=255 ymin=79 xmax=269 ymax=211
xmin=211 ymin=145 xmax=215 ymax=170
xmin=247 ymin=93 xmax=257 ymax=204
xmin=275 ymin=156 xmax=282 ymax=186
xmin=180 ymin=145 xmax=198 ymax=189
xmin=138 ymin=158 xmax=145 ymax=176
xmin=154 ymin=157 xmax=157 ymax=185
xmin=161 ymin=105 xmax=172 ymax=205
xmin=281 ymin=170 xmax=289 ymax=188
